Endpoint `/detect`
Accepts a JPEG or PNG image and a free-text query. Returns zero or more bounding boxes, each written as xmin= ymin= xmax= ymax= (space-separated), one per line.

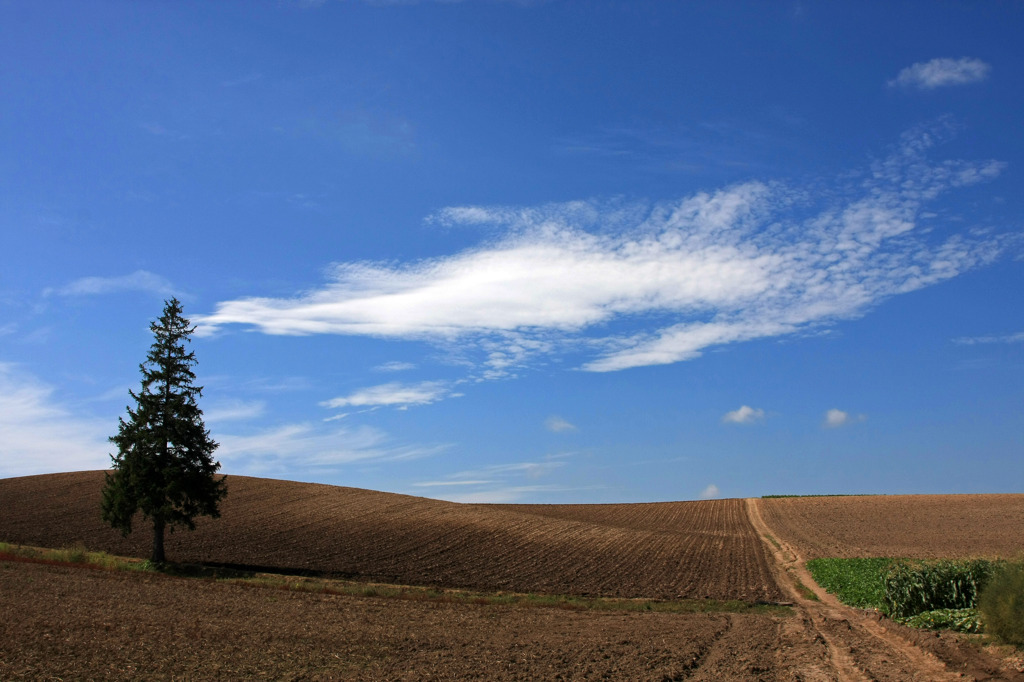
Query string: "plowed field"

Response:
xmin=4 ymin=473 xmax=1024 ymax=679
xmin=758 ymin=494 xmax=1024 ymax=559
xmin=0 ymin=560 xmax=822 ymax=681
xmin=0 ymin=471 xmax=781 ymax=601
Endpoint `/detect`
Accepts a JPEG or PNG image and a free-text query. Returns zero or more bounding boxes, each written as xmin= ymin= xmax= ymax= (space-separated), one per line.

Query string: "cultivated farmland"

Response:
xmin=3 ymin=472 xmax=1024 ymax=680
xmin=0 ymin=471 xmax=780 ymax=601
xmin=758 ymin=494 xmax=1024 ymax=560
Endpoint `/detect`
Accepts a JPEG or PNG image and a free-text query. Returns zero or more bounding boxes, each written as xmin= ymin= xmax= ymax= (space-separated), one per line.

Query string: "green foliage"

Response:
xmin=101 ymin=298 xmax=226 ymax=563
xmin=978 ymin=561 xmax=1024 ymax=646
xmin=806 ymin=557 xmax=893 ymax=610
xmin=883 ymin=559 xmax=993 ymax=618
xmin=896 ymin=608 xmax=983 ymax=634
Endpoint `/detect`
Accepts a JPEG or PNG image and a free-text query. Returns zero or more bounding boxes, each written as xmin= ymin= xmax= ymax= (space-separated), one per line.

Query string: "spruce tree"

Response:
xmin=101 ymin=297 xmax=227 ymax=564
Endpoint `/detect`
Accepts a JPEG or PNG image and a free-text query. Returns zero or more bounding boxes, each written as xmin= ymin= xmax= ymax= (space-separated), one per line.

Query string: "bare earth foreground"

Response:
xmin=2 ymin=472 xmax=1023 ymax=680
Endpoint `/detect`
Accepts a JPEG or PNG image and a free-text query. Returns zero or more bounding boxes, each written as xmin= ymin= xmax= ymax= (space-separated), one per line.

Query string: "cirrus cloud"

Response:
xmin=0 ymin=363 xmax=111 ymax=477
xmin=545 ymin=416 xmax=577 ymax=433
xmin=320 ymin=381 xmax=455 ymax=410
xmin=197 ymin=126 xmax=1011 ymax=376
xmin=46 ymin=270 xmax=179 ymax=298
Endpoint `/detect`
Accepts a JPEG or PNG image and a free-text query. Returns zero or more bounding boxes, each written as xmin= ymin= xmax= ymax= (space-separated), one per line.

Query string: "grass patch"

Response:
xmin=0 ymin=541 xmax=790 ymax=616
xmin=0 ymin=541 xmax=152 ymax=572
xmin=806 ymin=557 xmax=894 ymax=610
xmin=787 ymin=570 xmax=819 ymax=602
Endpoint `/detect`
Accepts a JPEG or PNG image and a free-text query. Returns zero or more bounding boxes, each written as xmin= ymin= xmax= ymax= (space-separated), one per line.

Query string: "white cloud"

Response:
xmin=197 ymin=126 xmax=1008 ymax=374
xmin=698 ymin=484 xmax=720 ymax=500
xmin=47 ymin=270 xmax=179 ymax=298
xmin=411 ymin=458 xmax=574 ymax=502
xmin=954 ymin=331 xmax=1024 ymax=345
xmin=203 ymin=399 xmax=266 ymax=423
xmin=722 ymin=405 xmax=765 ymax=424
xmin=889 ymin=57 xmax=991 ymax=90
xmin=320 ymin=381 xmax=453 ymax=410
xmin=442 ymin=485 xmax=574 ymax=504
xmin=216 ymin=422 xmax=445 ymax=477
xmin=0 ymin=364 xmax=111 ymax=477
xmin=374 ymin=360 xmax=416 ymax=372
xmin=412 ymin=479 xmax=495 ymax=487
xmin=545 ymin=416 xmax=577 ymax=432
xmin=824 ymin=409 xmax=849 ymax=428
xmin=823 ymin=408 xmax=866 ymax=429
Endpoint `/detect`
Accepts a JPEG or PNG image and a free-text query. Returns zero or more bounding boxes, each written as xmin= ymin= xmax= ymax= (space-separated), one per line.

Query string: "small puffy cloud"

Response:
xmin=545 ymin=416 xmax=577 ymax=433
xmin=320 ymin=381 xmax=451 ymax=410
xmin=889 ymin=57 xmax=991 ymax=90
xmin=47 ymin=270 xmax=179 ymax=298
xmin=824 ymin=408 xmax=866 ymax=429
xmin=722 ymin=405 xmax=765 ymax=424
xmin=698 ymin=484 xmax=720 ymax=500
xmin=825 ymin=409 xmax=850 ymax=428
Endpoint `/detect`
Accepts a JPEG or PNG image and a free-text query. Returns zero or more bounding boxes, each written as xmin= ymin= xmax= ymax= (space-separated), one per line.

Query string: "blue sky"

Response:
xmin=2 ymin=1 xmax=1022 ymax=502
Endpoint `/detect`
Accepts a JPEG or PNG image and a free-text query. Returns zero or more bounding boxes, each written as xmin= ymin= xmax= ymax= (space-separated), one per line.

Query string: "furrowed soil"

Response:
xmin=0 ymin=560 xmax=818 ymax=681
xmin=759 ymin=494 xmax=1024 ymax=559
xmin=3 ymin=472 xmax=1023 ymax=680
xmin=0 ymin=471 xmax=780 ymax=601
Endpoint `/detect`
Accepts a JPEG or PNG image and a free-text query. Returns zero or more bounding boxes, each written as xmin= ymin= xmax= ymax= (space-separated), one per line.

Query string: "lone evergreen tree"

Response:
xmin=101 ymin=297 xmax=226 ymax=564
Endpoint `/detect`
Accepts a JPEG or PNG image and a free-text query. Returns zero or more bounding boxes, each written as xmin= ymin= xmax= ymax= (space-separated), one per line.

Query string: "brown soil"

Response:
xmin=3 ymin=472 xmax=1023 ymax=680
xmin=0 ymin=471 xmax=781 ymax=601
xmin=749 ymin=498 xmax=1024 ymax=682
xmin=0 ymin=560 xmax=819 ymax=681
xmin=759 ymin=494 xmax=1024 ymax=559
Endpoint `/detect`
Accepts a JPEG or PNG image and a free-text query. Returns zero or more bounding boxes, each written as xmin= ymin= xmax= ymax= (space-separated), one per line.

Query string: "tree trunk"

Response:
xmin=152 ymin=518 xmax=166 ymax=565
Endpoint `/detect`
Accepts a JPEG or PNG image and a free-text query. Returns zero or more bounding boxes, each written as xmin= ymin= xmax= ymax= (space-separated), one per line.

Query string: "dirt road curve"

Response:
xmin=747 ymin=498 xmax=1023 ymax=681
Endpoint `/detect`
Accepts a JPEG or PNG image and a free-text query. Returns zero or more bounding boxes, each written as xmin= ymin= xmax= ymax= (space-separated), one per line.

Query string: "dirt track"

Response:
xmin=748 ymin=498 xmax=1023 ymax=681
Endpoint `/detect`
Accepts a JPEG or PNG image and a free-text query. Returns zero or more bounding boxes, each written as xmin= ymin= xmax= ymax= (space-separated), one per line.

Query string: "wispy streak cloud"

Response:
xmin=47 ymin=270 xmax=179 ymax=298
xmin=198 ymin=126 xmax=1010 ymax=374
xmin=216 ymin=422 xmax=446 ymax=477
xmin=889 ymin=57 xmax=991 ymax=90
xmin=320 ymin=381 xmax=455 ymax=410
xmin=0 ymin=364 xmax=111 ymax=477
xmin=954 ymin=331 xmax=1024 ymax=345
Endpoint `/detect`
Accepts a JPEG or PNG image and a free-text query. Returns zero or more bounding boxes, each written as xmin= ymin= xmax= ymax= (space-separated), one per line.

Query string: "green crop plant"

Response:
xmin=806 ymin=557 xmax=893 ymax=610
xmin=897 ymin=608 xmax=983 ymax=634
xmin=883 ymin=559 xmax=993 ymax=618
xmin=978 ymin=561 xmax=1024 ymax=646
